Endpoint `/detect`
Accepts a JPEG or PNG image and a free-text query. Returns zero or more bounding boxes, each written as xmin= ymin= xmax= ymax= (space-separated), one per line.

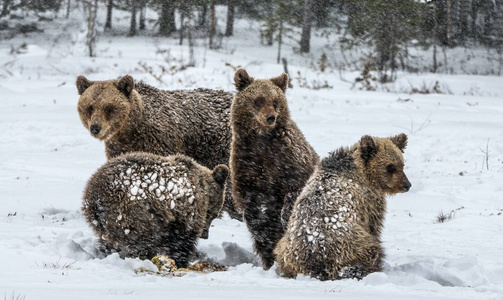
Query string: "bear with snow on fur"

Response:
xmin=76 ymin=75 xmax=240 ymax=220
xmin=274 ymin=133 xmax=411 ymax=280
xmin=82 ymin=152 xmax=229 ymax=268
xmin=230 ymin=69 xmax=319 ymax=269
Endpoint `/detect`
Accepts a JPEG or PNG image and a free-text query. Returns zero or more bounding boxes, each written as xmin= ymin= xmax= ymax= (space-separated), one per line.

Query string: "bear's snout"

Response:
xmin=266 ymin=114 xmax=276 ymax=124
xmin=401 ymin=180 xmax=412 ymax=192
xmin=90 ymin=124 xmax=101 ymax=135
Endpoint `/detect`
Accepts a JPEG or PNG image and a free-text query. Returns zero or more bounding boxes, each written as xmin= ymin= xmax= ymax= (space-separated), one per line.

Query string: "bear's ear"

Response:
xmin=76 ymin=75 xmax=93 ymax=95
xmin=212 ymin=165 xmax=229 ymax=186
xmin=270 ymin=73 xmax=289 ymax=92
xmin=234 ymin=69 xmax=254 ymax=91
xmin=117 ymin=75 xmax=135 ymax=97
xmin=390 ymin=133 xmax=408 ymax=152
xmin=360 ymin=135 xmax=379 ymax=163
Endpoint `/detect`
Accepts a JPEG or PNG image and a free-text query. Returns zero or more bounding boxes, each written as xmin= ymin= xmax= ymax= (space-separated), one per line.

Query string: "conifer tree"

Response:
xmin=345 ymin=0 xmax=424 ymax=81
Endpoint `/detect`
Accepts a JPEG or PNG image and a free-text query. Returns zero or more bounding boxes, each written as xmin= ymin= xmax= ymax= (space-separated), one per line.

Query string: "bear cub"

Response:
xmin=274 ymin=134 xmax=411 ymax=280
xmin=83 ymin=152 xmax=229 ymax=268
xmin=230 ymin=69 xmax=319 ymax=269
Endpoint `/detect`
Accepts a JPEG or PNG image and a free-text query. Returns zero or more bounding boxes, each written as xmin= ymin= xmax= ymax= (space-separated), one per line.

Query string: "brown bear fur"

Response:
xmin=230 ymin=69 xmax=319 ymax=269
xmin=82 ymin=152 xmax=229 ymax=267
xmin=76 ymin=75 xmax=240 ymax=220
xmin=274 ymin=134 xmax=411 ymax=280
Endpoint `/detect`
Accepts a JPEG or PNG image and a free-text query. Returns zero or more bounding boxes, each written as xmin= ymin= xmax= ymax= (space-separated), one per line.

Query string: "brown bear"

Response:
xmin=230 ymin=69 xmax=319 ymax=269
xmin=76 ymin=75 xmax=240 ymax=220
xmin=82 ymin=152 xmax=229 ymax=268
xmin=274 ymin=134 xmax=411 ymax=280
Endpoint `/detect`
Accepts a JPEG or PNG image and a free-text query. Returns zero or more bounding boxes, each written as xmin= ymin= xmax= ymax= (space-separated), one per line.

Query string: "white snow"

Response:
xmin=130 ymin=186 xmax=139 ymax=196
xmin=0 ymin=5 xmax=502 ymax=300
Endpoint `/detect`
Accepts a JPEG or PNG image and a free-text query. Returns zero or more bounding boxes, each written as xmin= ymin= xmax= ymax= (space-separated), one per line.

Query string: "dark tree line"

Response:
xmin=3 ymin=0 xmax=501 ymax=48
xmin=2 ymin=0 xmax=503 ymax=76
xmin=1 ymin=0 xmax=64 ymax=17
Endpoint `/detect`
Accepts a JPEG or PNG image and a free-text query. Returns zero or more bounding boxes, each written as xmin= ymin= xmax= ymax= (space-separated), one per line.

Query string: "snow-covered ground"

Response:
xmin=1 ymin=7 xmax=502 ymax=300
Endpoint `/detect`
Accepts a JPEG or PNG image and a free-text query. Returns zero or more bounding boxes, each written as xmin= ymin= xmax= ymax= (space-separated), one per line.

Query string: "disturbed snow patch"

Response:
xmin=368 ymin=256 xmax=492 ymax=288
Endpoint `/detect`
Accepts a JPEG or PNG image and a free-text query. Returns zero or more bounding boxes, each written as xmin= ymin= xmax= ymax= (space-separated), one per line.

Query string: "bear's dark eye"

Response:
xmin=386 ymin=164 xmax=396 ymax=173
xmin=104 ymin=106 xmax=113 ymax=114
xmin=87 ymin=106 xmax=94 ymax=115
xmin=273 ymin=100 xmax=278 ymax=109
xmin=254 ymin=97 xmax=265 ymax=108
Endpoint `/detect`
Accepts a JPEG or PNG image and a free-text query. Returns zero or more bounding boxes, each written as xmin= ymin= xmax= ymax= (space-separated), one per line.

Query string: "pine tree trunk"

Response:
xmin=442 ymin=46 xmax=448 ymax=73
xmin=300 ymin=0 xmax=313 ymax=53
xmin=169 ymin=5 xmax=176 ymax=32
xmin=432 ymin=44 xmax=437 ymax=73
xmin=105 ymin=0 xmax=112 ymax=30
xmin=471 ymin=5 xmax=478 ymax=40
xmin=198 ymin=5 xmax=207 ymax=28
xmin=129 ymin=2 xmax=138 ymax=36
xmin=225 ymin=0 xmax=234 ymax=37
xmin=179 ymin=10 xmax=185 ymax=45
xmin=188 ymin=29 xmax=195 ymax=66
xmin=263 ymin=2 xmax=274 ymax=46
xmin=483 ymin=3 xmax=495 ymax=41
xmin=86 ymin=0 xmax=98 ymax=57
xmin=210 ymin=4 xmax=216 ymax=49
xmin=457 ymin=0 xmax=469 ymax=44
xmin=431 ymin=1 xmax=438 ymax=72
xmin=139 ymin=3 xmax=146 ymax=31
xmin=446 ymin=0 xmax=451 ymax=46
xmin=277 ymin=20 xmax=283 ymax=64
xmin=264 ymin=16 xmax=274 ymax=46
xmin=496 ymin=0 xmax=503 ymax=75
xmin=159 ymin=1 xmax=175 ymax=36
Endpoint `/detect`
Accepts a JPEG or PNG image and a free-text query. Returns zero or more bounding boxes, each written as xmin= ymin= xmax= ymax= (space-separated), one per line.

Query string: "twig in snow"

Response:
xmin=480 ymin=138 xmax=490 ymax=171
xmin=4 ymin=291 xmax=25 ymax=300
xmin=436 ymin=206 xmax=464 ymax=223
xmin=396 ymin=115 xmax=431 ymax=134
